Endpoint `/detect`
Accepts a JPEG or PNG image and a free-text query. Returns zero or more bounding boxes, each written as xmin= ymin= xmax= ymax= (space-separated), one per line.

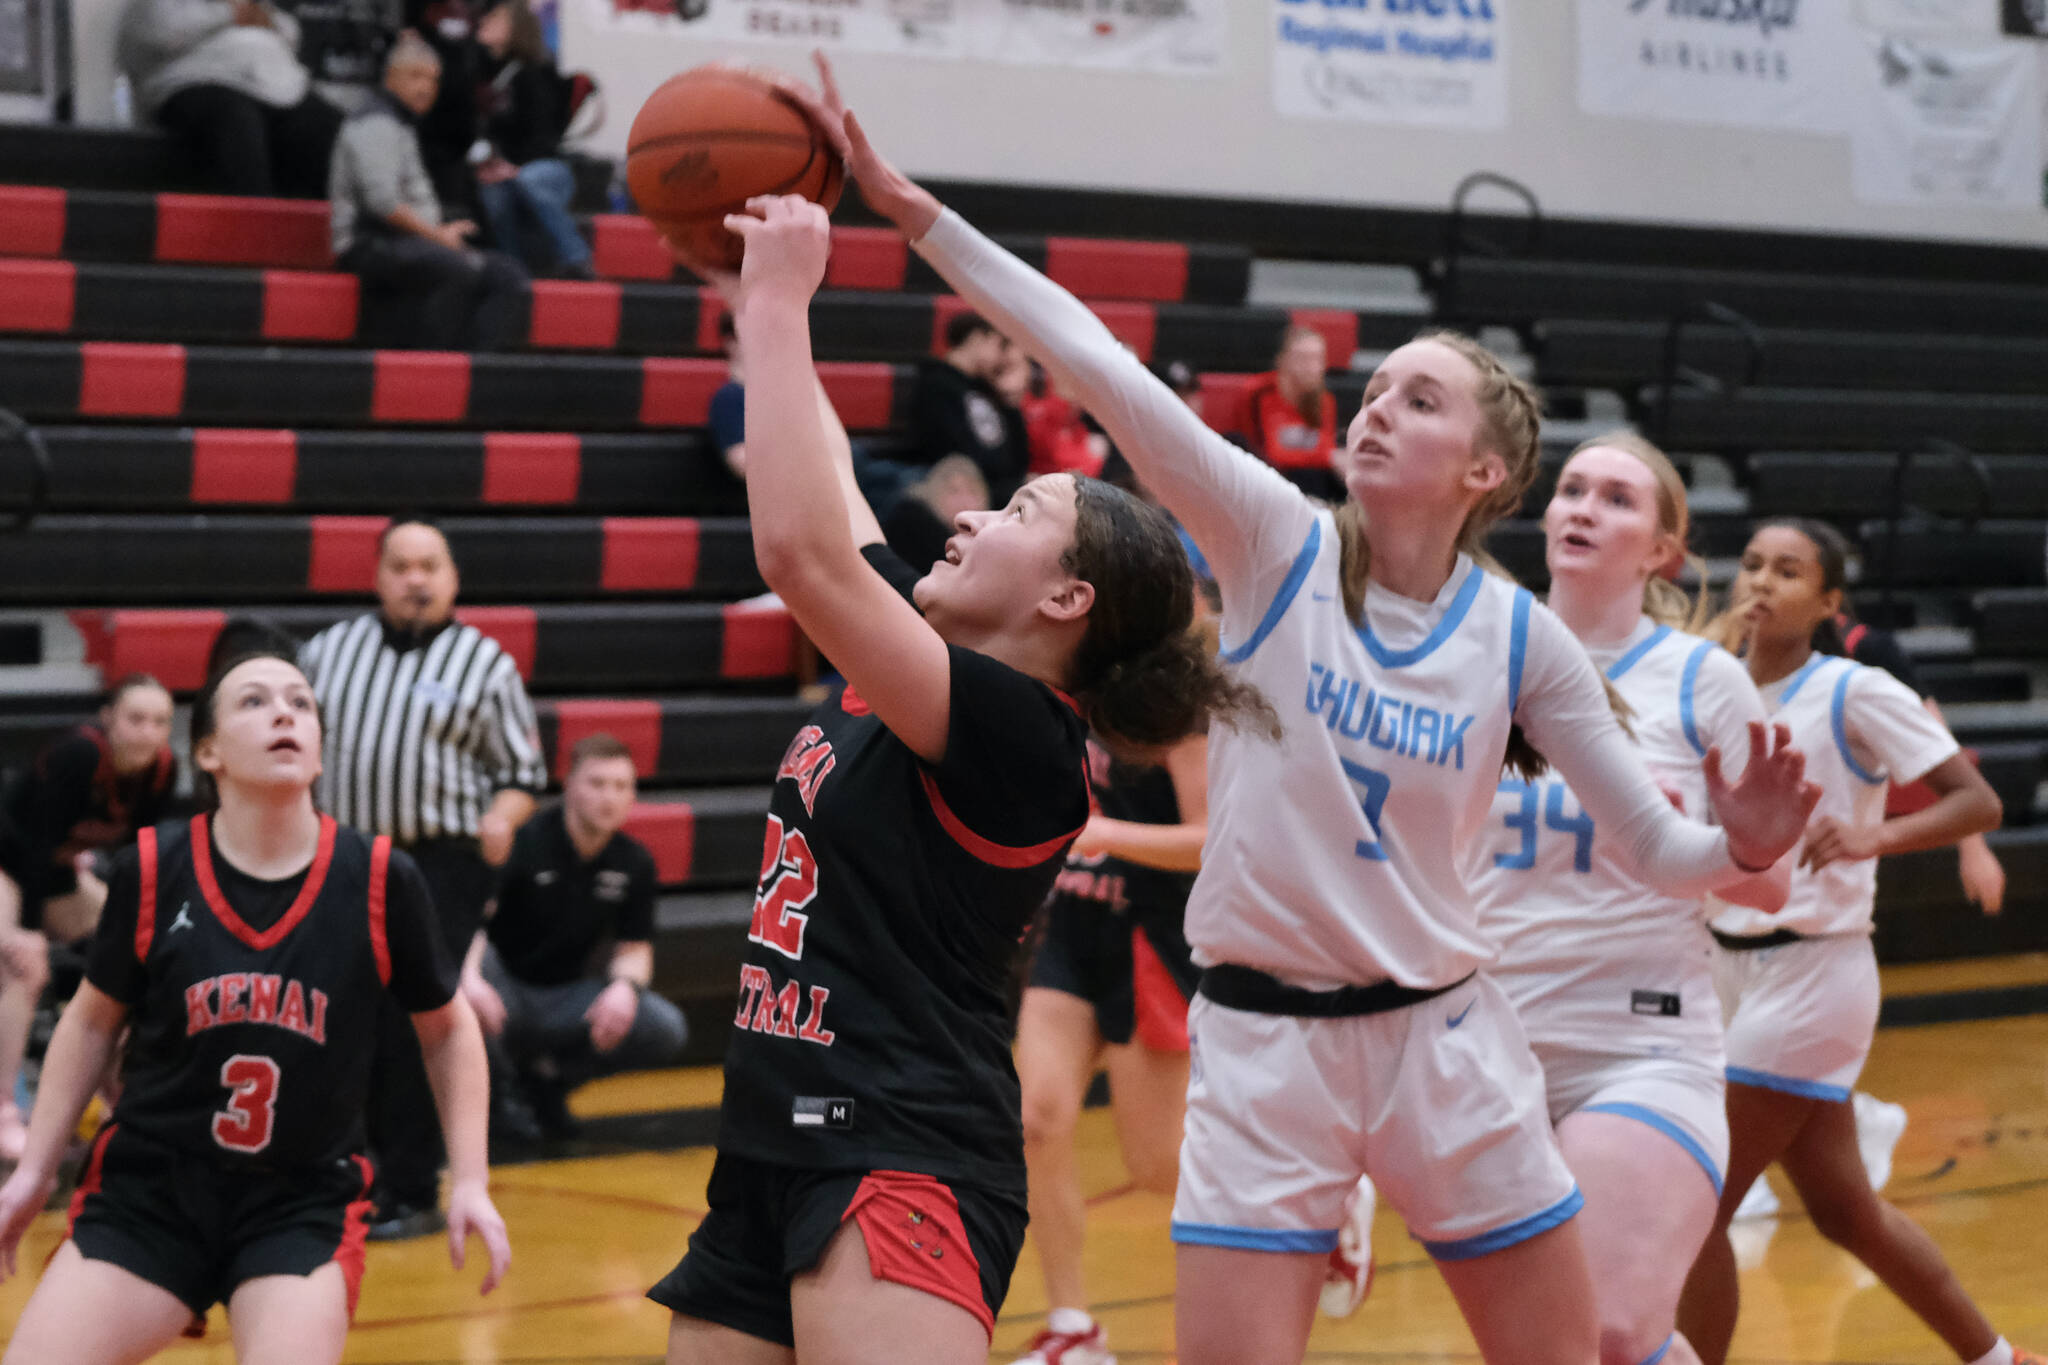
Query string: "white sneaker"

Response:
xmin=1319 ymin=1175 xmax=1376 ymax=1318
xmin=1853 ymin=1092 xmax=1909 ymax=1191
xmin=1733 ymin=1176 xmax=1780 ymax=1220
xmin=1011 ymin=1309 xmax=1114 ymax=1365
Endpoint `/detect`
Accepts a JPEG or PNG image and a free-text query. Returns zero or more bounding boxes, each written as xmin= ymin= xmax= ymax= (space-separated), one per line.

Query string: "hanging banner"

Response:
xmin=1575 ymin=0 xmax=1858 ymax=132
xmin=1858 ymin=0 xmax=2000 ymax=33
xmin=979 ymin=0 xmax=1224 ymax=72
xmin=584 ymin=0 xmax=1220 ymax=69
xmin=1849 ymin=33 xmax=2043 ymax=205
xmin=588 ymin=0 xmax=968 ymax=58
xmin=1271 ymin=0 xmax=1509 ymax=129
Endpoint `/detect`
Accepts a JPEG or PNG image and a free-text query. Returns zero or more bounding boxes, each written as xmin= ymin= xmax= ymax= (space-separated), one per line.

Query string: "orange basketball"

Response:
xmin=625 ymin=66 xmax=845 ymax=272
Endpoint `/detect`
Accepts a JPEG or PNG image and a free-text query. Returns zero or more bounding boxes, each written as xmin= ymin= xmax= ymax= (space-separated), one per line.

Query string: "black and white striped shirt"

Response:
xmin=299 ymin=614 xmax=547 ymax=845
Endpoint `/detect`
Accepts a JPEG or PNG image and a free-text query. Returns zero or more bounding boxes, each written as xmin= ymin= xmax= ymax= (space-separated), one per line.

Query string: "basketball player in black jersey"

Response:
xmin=647 ymin=193 xmax=1271 ymax=1362
xmin=1014 ymin=730 xmax=1208 ymax=1365
xmin=0 ymin=652 xmax=510 ymax=1364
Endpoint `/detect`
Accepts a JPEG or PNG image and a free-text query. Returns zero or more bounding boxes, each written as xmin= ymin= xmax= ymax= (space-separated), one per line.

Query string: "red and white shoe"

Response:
xmin=1320 ymin=1175 xmax=1376 ymax=1318
xmin=1011 ymin=1308 xmax=1115 ymax=1364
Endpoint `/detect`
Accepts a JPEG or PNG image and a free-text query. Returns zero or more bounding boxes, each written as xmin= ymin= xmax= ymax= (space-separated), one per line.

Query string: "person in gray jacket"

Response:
xmin=330 ymin=34 xmax=526 ymax=351
xmin=118 ymin=0 xmax=343 ymax=197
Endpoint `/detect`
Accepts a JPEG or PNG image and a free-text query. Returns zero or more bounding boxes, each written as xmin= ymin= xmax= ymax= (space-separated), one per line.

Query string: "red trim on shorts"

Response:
xmin=1130 ymin=927 xmax=1191 ymax=1053
xmin=334 ymin=1154 xmax=375 ymax=1319
xmin=368 ymin=836 xmax=391 ymax=986
xmin=191 ymin=814 xmax=337 ymax=951
xmin=840 ymin=1170 xmax=993 ymax=1340
xmin=917 ymin=771 xmax=1082 ymax=869
xmin=64 ymin=1123 xmax=117 ymax=1237
xmin=134 ymin=829 xmax=158 ymax=961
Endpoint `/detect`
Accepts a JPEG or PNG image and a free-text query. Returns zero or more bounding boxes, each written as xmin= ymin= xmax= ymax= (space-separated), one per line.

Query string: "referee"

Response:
xmin=299 ymin=516 xmax=547 ymax=1239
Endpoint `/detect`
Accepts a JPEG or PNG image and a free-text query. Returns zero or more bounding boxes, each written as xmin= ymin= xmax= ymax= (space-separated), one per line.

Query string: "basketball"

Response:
xmin=625 ymin=66 xmax=846 ymax=271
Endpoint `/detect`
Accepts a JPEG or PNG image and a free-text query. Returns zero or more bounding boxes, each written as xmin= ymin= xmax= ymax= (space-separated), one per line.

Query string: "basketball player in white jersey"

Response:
xmin=787 ymin=59 xmax=1823 ymax=1365
xmin=1462 ymin=433 xmax=1792 ymax=1365
xmin=1677 ymin=519 xmax=2035 ymax=1365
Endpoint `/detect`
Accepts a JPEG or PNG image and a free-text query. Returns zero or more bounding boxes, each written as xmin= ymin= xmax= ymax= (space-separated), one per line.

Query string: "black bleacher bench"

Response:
xmin=1541 ymin=320 xmax=2048 ymax=398
xmin=534 ymin=695 xmax=811 ymax=786
xmin=1853 ymin=519 xmax=2046 ymax=591
xmin=1749 ymin=452 xmax=2048 ymax=521
xmin=1973 ymin=589 xmax=2048 ymax=657
xmin=77 ymin=599 xmax=801 ymax=692
xmin=1456 ymin=257 xmax=2048 ymax=337
xmin=0 ymin=256 xmax=1354 ymax=370
xmin=1 ymin=427 xmax=747 ymax=515
xmin=1656 ymin=387 xmax=2048 ymax=455
xmin=0 ymin=184 xmax=1251 ymax=305
xmin=0 ymin=339 xmax=913 ymax=431
xmin=0 ymin=693 xmax=812 ymax=792
xmin=0 ymin=514 xmax=762 ymax=605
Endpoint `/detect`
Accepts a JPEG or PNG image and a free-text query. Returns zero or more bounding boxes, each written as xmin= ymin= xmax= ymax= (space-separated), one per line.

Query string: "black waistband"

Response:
xmin=1198 ymin=964 xmax=1473 ymax=1018
xmin=1711 ymin=927 xmax=1806 ymax=952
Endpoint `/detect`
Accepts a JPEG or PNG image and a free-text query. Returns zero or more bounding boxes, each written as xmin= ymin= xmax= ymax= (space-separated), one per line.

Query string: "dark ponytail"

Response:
xmin=1062 ymin=477 xmax=1278 ymax=757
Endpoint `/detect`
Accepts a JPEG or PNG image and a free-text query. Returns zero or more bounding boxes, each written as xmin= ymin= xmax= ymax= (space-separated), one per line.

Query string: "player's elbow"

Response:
xmin=1961 ymin=783 xmax=2003 ymax=838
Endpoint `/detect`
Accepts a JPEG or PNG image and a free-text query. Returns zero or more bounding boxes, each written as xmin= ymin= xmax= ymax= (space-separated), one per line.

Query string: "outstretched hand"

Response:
xmin=1704 ymin=720 xmax=1822 ymax=872
xmin=772 ymin=51 xmax=942 ymax=240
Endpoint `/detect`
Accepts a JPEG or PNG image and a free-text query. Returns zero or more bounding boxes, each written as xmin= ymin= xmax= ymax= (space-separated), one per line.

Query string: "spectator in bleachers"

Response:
xmin=466 ymin=0 xmax=596 ymax=279
xmin=1023 ymin=369 xmax=1111 ymax=479
xmin=909 ymin=311 xmax=1030 ymax=505
xmin=0 ymin=675 xmax=176 ymax=1161
xmin=710 ymin=312 xmax=747 ymax=481
xmin=880 ymin=454 xmax=989 ymax=575
xmin=1152 ymin=357 xmax=1207 ymax=426
xmin=1244 ymin=324 xmax=1341 ymax=500
xmin=329 ymin=33 xmax=528 ymax=351
xmin=298 ymin=515 xmax=548 ymax=1238
xmin=460 ymin=733 xmax=686 ymax=1139
xmin=118 ymin=0 xmax=345 ymax=198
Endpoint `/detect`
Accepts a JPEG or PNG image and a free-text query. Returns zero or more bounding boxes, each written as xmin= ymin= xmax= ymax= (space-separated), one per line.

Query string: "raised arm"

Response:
xmin=787 ymin=55 xmax=1310 ymax=602
xmin=726 ymin=195 xmax=955 ymax=762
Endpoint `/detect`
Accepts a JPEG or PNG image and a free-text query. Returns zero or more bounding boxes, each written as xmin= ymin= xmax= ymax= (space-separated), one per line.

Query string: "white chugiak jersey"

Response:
xmin=1195 ymin=516 xmax=1526 ymax=989
xmin=1470 ymin=617 xmax=1764 ymax=1054
xmin=1712 ymin=653 xmax=1957 ymax=941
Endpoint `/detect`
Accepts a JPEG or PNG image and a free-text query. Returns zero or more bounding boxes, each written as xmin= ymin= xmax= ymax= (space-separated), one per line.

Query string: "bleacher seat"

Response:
xmin=1749 ymin=453 xmax=2048 ymax=520
xmin=1855 ymin=520 xmax=2045 ymax=590
xmin=1657 ymin=387 xmax=2048 ymax=454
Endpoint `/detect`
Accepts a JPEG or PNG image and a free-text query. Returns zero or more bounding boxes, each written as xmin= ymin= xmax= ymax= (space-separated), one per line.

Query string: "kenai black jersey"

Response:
xmin=1050 ymin=740 xmax=1197 ymax=939
xmin=87 ymin=815 xmax=458 ymax=1168
xmin=717 ymin=545 xmax=1090 ymax=1193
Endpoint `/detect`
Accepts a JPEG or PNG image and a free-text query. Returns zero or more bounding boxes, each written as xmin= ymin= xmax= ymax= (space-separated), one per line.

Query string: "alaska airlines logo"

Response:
xmin=1628 ymin=0 xmax=1800 ymax=39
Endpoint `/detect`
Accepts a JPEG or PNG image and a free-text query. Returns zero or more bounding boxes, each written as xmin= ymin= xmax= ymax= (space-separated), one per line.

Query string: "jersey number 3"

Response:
xmin=212 ymin=1054 xmax=280 ymax=1154
xmin=750 ymin=813 xmax=818 ymax=961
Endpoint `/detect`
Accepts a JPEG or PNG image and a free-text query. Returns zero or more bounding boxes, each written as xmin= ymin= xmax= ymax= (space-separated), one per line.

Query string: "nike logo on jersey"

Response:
xmin=169 ymin=903 xmax=195 ymax=933
xmin=1446 ymin=1000 xmax=1475 ymax=1029
xmin=1305 ymin=663 xmax=1477 ymax=770
xmin=185 ymin=973 xmax=329 ymax=1044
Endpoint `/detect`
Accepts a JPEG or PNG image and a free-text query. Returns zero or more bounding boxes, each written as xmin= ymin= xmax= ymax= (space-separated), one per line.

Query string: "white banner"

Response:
xmin=1857 ymin=0 xmax=2001 ymax=34
xmin=1850 ymin=33 xmax=2043 ymax=205
xmin=1271 ymin=0 xmax=1508 ymax=128
xmin=978 ymin=0 xmax=1224 ymax=72
xmin=1575 ymin=0 xmax=1858 ymax=132
xmin=584 ymin=0 xmax=1220 ymax=69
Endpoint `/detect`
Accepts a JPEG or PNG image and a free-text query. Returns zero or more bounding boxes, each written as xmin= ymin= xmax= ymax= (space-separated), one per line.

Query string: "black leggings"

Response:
xmin=155 ymin=84 xmax=343 ymax=199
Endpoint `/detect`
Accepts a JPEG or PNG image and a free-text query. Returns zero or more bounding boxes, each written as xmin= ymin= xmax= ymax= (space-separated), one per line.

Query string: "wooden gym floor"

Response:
xmin=3 ymin=970 xmax=2044 ymax=1362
